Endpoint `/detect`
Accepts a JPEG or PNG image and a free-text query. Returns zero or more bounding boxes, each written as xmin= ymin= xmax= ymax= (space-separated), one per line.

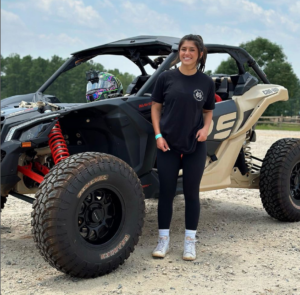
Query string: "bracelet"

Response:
xmin=155 ymin=133 xmax=162 ymax=140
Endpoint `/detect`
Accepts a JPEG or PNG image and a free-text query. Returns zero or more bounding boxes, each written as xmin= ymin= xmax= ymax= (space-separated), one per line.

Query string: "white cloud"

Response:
xmin=1 ymin=9 xmax=32 ymax=54
xmin=5 ymin=2 xmax=28 ymax=10
xmin=94 ymin=32 xmax=128 ymax=43
xmin=35 ymin=0 xmax=104 ymax=28
xmin=172 ymin=0 xmax=198 ymax=4
xmin=191 ymin=23 xmax=257 ymax=72
xmin=194 ymin=23 xmax=256 ymax=46
xmin=38 ymin=33 xmax=84 ymax=47
xmin=1 ymin=9 xmax=84 ymax=58
xmin=289 ymin=1 xmax=300 ymax=15
xmin=100 ymin=0 xmax=115 ymax=8
xmin=120 ymin=2 xmax=181 ymax=35
xmin=35 ymin=0 xmax=52 ymax=11
xmin=248 ymin=4 xmax=299 ymax=32
xmin=192 ymin=0 xmax=300 ymax=33
xmin=1 ymin=9 xmax=26 ymax=27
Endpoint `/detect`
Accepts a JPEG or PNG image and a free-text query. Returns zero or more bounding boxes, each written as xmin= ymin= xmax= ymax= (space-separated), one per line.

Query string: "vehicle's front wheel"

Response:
xmin=31 ymin=152 xmax=145 ymax=278
xmin=260 ymin=138 xmax=300 ymax=222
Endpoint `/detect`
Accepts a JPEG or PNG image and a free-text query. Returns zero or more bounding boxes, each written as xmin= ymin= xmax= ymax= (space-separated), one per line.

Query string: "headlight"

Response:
xmin=19 ymin=123 xmax=51 ymax=141
xmin=5 ymin=113 xmax=59 ymax=142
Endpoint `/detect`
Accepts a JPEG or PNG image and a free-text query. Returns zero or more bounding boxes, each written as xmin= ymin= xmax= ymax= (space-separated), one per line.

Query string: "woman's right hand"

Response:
xmin=157 ymin=137 xmax=170 ymax=152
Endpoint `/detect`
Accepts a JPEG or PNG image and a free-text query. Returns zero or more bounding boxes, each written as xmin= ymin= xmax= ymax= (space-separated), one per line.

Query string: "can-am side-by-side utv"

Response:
xmin=1 ymin=36 xmax=299 ymax=278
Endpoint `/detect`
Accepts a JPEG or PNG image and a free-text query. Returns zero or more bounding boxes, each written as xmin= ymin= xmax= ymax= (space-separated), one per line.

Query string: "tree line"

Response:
xmin=1 ymin=37 xmax=300 ymax=116
xmin=1 ymin=55 xmax=135 ymax=103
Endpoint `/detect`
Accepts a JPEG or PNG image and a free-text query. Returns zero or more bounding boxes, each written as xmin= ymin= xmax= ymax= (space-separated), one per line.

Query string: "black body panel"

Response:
xmin=239 ymin=109 xmax=254 ymax=130
xmin=49 ymin=98 xmax=157 ymax=177
xmin=140 ymin=171 xmax=160 ymax=199
xmin=0 ymin=140 xmax=24 ymax=195
xmin=206 ymin=100 xmax=238 ymax=156
xmin=232 ymin=72 xmax=258 ymax=95
xmin=207 ymin=100 xmax=238 ymax=139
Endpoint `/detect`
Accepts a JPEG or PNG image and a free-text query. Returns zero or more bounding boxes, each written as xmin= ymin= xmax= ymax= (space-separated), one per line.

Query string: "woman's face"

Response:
xmin=179 ymin=40 xmax=202 ymax=68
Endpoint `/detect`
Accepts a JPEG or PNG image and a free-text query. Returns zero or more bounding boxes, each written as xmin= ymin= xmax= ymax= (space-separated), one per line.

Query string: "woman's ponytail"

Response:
xmin=197 ymin=35 xmax=207 ymax=72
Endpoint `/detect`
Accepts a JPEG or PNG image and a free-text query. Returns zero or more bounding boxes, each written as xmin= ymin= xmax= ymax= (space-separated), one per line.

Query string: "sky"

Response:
xmin=1 ymin=0 xmax=300 ymax=78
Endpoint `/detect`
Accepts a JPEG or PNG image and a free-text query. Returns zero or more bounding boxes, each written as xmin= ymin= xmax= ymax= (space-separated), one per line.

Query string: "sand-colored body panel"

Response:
xmin=200 ymin=134 xmax=245 ymax=191
xmin=231 ymin=84 xmax=288 ymax=137
xmin=199 ymin=84 xmax=289 ymax=191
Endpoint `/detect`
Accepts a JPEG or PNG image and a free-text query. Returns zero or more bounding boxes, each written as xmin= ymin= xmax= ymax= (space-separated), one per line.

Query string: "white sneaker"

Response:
xmin=152 ymin=236 xmax=170 ymax=258
xmin=183 ymin=236 xmax=196 ymax=261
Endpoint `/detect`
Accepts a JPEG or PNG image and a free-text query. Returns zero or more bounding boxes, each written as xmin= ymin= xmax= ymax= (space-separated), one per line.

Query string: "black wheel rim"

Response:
xmin=78 ymin=188 xmax=122 ymax=245
xmin=290 ymin=161 xmax=300 ymax=206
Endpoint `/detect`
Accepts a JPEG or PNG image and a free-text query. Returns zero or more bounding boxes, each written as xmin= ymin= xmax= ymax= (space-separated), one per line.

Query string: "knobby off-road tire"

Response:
xmin=1 ymin=196 xmax=7 ymax=211
xmin=260 ymin=138 xmax=300 ymax=222
xmin=31 ymin=152 xmax=145 ymax=278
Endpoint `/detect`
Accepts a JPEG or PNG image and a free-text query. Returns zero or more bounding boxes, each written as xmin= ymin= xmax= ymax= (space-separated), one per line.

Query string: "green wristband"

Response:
xmin=155 ymin=134 xmax=162 ymax=140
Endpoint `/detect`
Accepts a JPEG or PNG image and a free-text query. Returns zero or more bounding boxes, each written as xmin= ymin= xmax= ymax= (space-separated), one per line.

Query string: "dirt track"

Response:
xmin=1 ymin=130 xmax=300 ymax=295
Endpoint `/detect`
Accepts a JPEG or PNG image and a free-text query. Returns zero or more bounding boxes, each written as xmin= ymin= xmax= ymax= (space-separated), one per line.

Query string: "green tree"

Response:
xmin=1 ymin=55 xmax=7 ymax=98
xmin=1 ymin=55 xmax=136 ymax=103
xmin=1 ymin=54 xmax=23 ymax=97
xmin=215 ymin=37 xmax=300 ymax=116
xmin=214 ymin=57 xmax=238 ymax=75
xmin=19 ymin=55 xmax=33 ymax=94
xmin=204 ymin=69 xmax=212 ymax=76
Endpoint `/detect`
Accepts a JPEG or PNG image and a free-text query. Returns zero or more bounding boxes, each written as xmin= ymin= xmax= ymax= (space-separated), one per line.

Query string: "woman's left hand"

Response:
xmin=196 ymin=127 xmax=208 ymax=142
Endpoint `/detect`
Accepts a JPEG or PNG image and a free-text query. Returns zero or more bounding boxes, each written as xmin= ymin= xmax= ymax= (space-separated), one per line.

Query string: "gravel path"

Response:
xmin=1 ymin=130 xmax=300 ymax=295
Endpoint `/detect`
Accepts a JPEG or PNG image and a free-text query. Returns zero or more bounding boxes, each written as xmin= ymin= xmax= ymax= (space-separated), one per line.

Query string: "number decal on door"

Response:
xmin=208 ymin=112 xmax=237 ymax=140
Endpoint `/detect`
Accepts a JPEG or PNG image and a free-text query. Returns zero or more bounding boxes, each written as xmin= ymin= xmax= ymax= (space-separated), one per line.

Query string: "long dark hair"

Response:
xmin=171 ymin=34 xmax=207 ymax=72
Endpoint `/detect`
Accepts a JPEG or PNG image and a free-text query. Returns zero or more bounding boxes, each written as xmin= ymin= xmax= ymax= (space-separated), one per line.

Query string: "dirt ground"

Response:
xmin=1 ymin=130 xmax=300 ymax=295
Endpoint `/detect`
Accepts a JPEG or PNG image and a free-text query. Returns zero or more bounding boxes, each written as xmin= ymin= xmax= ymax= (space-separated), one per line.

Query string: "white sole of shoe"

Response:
xmin=183 ymin=255 xmax=196 ymax=261
xmin=152 ymin=249 xmax=169 ymax=258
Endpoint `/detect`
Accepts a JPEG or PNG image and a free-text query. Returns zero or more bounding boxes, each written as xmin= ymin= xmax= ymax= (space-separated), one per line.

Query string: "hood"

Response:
xmin=0 ymin=94 xmax=84 ymax=127
xmin=1 ymin=93 xmax=61 ymax=109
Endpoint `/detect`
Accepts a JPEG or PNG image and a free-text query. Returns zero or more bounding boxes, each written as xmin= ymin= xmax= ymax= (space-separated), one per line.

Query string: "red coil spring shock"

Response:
xmin=48 ymin=121 xmax=70 ymax=164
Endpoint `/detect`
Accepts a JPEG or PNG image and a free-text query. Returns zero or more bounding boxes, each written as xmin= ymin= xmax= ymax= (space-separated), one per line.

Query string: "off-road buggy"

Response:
xmin=1 ymin=36 xmax=300 ymax=278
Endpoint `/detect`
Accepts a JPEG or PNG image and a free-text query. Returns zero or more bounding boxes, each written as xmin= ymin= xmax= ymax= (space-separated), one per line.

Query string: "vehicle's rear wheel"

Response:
xmin=31 ymin=152 xmax=145 ymax=278
xmin=260 ymin=138 xmax=300 ymax=222
xmin=1 ymin=196 xmax=7 ymax=211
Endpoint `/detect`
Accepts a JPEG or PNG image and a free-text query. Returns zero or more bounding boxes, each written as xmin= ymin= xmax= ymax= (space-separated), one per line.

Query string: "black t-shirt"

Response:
xmin=151 ymin=68 xmax=215 ymax=154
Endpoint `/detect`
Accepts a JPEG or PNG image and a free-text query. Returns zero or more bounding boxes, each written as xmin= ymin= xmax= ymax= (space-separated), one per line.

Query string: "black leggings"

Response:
xmin=157 ymin=141 xmax=207 ymax=230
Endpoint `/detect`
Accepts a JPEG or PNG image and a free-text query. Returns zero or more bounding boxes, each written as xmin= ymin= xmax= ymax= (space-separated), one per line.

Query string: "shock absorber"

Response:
xmin=243 ymin=131 xmax=253 ymax=172
xmin=48 ymin=121 xmax=70 ymax=164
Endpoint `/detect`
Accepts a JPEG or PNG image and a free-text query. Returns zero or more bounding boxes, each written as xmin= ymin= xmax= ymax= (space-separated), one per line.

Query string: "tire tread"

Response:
xmin=31 ymin=152 xmax=145 ymax=278
xmin=260 ymin=138 xmax=300 ymax=222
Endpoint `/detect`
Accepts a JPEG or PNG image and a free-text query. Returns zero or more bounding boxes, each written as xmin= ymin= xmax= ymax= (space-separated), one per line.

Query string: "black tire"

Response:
xmin=1 ymin=196 xmax=7 ymax=211
xmin=259 ymin=138 xmax=300 ymax=222
xmin=31 ymin=152 xmax=145 ymax=278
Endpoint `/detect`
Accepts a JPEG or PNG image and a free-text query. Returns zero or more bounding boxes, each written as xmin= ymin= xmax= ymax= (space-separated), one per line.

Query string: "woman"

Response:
xmin=151 ymin=34 xmax=215 ymax=260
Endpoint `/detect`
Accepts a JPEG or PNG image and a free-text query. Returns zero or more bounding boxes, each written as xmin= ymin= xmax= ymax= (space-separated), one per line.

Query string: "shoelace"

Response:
xmin=185 ymin=239 xmax=197 ymax=255
xmin=155 ymin=238 xmax=168 ymax=252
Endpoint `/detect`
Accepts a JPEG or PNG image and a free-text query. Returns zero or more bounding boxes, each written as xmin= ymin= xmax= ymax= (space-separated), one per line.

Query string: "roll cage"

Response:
xmin=37 ymin=35 xmax=270 ymax=95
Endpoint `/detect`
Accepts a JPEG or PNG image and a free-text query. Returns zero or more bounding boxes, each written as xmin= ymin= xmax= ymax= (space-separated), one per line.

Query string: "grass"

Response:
xmin=256 ymin=124 xmax=300 ymax=131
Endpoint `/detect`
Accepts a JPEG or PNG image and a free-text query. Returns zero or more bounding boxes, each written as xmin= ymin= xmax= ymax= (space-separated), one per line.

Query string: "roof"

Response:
xmin=72 ymin=36 xmax=180 ymax=57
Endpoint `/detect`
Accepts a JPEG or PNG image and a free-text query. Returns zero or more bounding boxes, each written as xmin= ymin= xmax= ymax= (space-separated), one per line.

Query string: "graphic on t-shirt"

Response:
xmin=193 ymin=89 xmax=204 ymax=102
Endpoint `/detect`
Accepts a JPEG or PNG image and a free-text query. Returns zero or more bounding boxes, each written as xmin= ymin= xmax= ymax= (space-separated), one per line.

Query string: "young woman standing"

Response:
xmin=151 ymin=34 xmax=215 ymax=260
